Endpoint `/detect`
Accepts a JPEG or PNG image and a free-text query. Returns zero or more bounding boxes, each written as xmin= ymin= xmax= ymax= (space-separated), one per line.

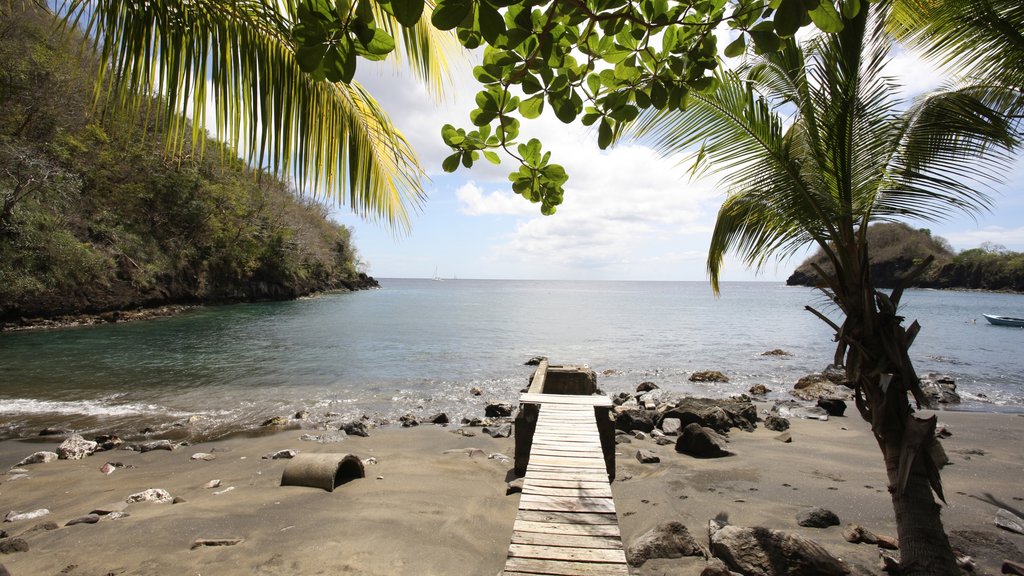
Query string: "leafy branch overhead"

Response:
xmin=290 ymin=0 xmax=852 ymax=215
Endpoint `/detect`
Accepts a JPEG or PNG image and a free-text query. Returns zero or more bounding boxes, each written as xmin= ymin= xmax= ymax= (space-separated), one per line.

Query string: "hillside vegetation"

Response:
xmin=0 ymin=5 xmax=375 ymax=324
xmin=787 ymin=223 xmax=1024 ymax=291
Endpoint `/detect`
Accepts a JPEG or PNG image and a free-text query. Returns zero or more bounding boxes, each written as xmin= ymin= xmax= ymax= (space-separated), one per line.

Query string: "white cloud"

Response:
xmin=456 ymin=182 xmax=536 ymax=216
xmin=939 ymin=226 xmax=1024 ymax=252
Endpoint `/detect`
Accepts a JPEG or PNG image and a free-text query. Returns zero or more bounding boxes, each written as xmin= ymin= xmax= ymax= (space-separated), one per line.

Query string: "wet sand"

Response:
xmin=1 ymin=408 xmax=1021 ymax=575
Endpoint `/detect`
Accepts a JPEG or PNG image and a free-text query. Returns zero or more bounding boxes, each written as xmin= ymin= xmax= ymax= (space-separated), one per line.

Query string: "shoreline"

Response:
xmin=1 ymin=407 xmax=1021 ymax=575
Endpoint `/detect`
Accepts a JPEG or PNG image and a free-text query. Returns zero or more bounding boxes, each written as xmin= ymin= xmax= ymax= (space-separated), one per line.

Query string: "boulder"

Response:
xmin=341 ymin=420 xmax=370 ymax=437
xmin=636 ymin=381 xmax=659 ymax=393
xmin=791 ymin=374 xmax=852 ymax=402
xmin=699 ymin=407 xmax=734 ymax=434
xmin=399 ymin=414 xmax=419 ymax=427
xmin=15 ymin=451 xmax=58 ymax=467
xmin=484 ymin=403 xmax=513 ymax=418
xmin=138 ymin=440 xmax=175 ymax=452
xmin=126 ymin=489 xmax=173 ymax=504
xmin=661 ymin=417 xmax=683 ymax=436
xmin=690 ymin=370 xmax=729 ymax=383
xmin=775 ymin=432 xmax=792 ymax=443
xmin=996 ymin=508 xmax=1024 ymax=535
xmin=655 ymin=436 xmax=674 ymax=446
xmin=919 ymin=373 xmax=960 ymax=406
xmin=661 ymin=398 xmax=758 ymax=433
xmin=524 ymin=356 xmax=547 ymax=366
xmin=615 ymin=409 xmax=656 ymax=433
xmin=764 ymin=415 xmax=790 ymax=432
xmin=93 ymin=434 xmax=123 ymax=451
xmin=38 ymin=427 xmax=71 ymax=437
xmin=796 ymin=507 xmax=840 ymax=528
xmin=3 ymin=509 xmax=49 ymax=523
xmin=749 ymin=384 xmax=771 ymax=396
xmin=506 ymin=477 xmax=525 ymax=495
xmin=469 ymin=387 xmax=482 ymax=396
xmin=65 ymin=514 xmax=101 ymax=526
xmin=428 ymin=412 xmax=449 ymax=425
xmin=636 ymin=449 xmax=660 ymax=464
xmin=190 ymin=453 xmax=216 ymax=461
xmin=612 ymin=392 xmax=633 ymax=406
xmin=482 ymin=423 xmax=512 ymax=438
xmin=260 ymin=416 xmax=289 ymax=427
xmin=762 ymin=349 xmax=791 ymax=356
xmin=0 ymin=538 xmax=28 ymax=554
xmin=771 ymin=400 xmax=829 ymax=421
xmin=626 ymin=521 xmax=707 ymax=566
xmin=57 ymin=435 xmax=98 ymax=460
xmin=816 ymin=398 xmax=847 ymax=417
xmin=615 ymin=433 xmax=633 ymax=445
xmin=262 ymin=449 xmax=297 ymax=460
xmin=676 ymin=424 xmax=729 ymax=458
xmin=294 ymin=410 xmax=310 ymax=420
xmin=709 ymin=520 xmax=850 ymax=576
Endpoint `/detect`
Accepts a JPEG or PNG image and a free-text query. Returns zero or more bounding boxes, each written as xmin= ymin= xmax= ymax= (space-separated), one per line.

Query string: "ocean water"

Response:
xmin=1 ymin=279 xmax=1022 ymax=440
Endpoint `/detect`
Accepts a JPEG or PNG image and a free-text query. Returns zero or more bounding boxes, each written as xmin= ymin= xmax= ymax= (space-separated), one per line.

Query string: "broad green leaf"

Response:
xmin=469 ymin=108 xmax=496 ymax=126
xmin=478 ymin=3 xmax=506 ymax=45
xmin=441 ymin=124 xmax=464 ymax=146
xmin=442 ymin=152 xmax=461 ymax=172
xmin=841 ymin=0 xmax=859 ymax=18
xmin=808 ymin=0 xmax=843 ymax=32
xmin=483 ymin=151 xmax=501 ymax=165
xmin=473 ymin=65 xmax=500 ymax=83
xmin=598 ymin=117 xmax=613 ymax=149
xmin=461 ymin=151 xmax=473 ymax=168
xmin=649 ymin=80 xmax=668 ymax=109
xmin=774 ymin=0 xmax=802 ymax=37
xmin=519 ymin=95 xmax=544 ymax=119
xmin=432 ymin=0 xmax=472 ymax=30
xmin=522 ymin=74 xmax=543 ymax=94
xmin=296 ymin=43 xmax=328 ymax=73
xmin=357 ymin=28 xmax=396 ymax=56
xmin=749 ymin=29 xmax=781 ymax=53
xmin=391 ymin=0 xmax=424 ymax=26
xmin=724 ymin=34 xmax=746 ymax=57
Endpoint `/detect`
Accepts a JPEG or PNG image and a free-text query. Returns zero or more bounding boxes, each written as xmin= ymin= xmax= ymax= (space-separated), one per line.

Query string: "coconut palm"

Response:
xmin=630 ymin=3 xmax=1016 ymax=573
xmin=57 ymin=0 xmax=461 ymax=230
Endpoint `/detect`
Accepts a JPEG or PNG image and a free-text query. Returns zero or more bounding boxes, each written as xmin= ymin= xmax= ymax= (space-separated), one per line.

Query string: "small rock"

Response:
xmin=89 ymin=503 xmax=127 ymax=516
xmin=1003 ymin=561 xmax=1024 ymax=576
xmin=428 ymin=412 xmax=449 ymax=424
xmin=262 ymin=449 xmax=297 ymax=460
xmin=762 ymin=349 xmax=790 ymax=356
xmin=675 ymin=423 xmax=729 ymax=458
xmin=615 ymin=434 xmax=633 ymax=445
xmin=191 ymin=538 xmax=245 ymax=550
xmin=294 ymin=410 xmax=309 ymax=420
xmin=4 ymin=509 xmax=49 ymax=523
xmin=213 ymin=487 xmax=235 ymax=495
xmin=362 ymin=457 xmax=378 ymax=466
xmin=506 ymin=477 xmax=525 ymax=495
xmin=525 ymin=356 xmax=546 ymax=366
xmin=775 ymin=432 xmax=793 ymax=443
xmin=488 ymin=453 xmax=511 ymax=462
xmin=995 ymin=508 xmax=1024 ymax=535
xmin=126 ymin=489 xmax=172 ymax=504
xmin=661 ymin=417 xmax=682 ymax=436
xmin=655 ymin=436 xmax=674 ymax=446
xmin=484 ymin=402 xmax=513 ymax=418
xmin=615 ymin=409 xmax=656 ymax=433
xmin=39 ymin=427 xmax=71 ymax=436
xmin=469 ymin=387 xmax=482 ymax=396
xmin=57 ymin=435 xmax=98 ymax=460
xmin=817 ymin=398 xmax=847 ymax=417
xmin=190 ymin=453 xmax=216 ymax=461
xmin=764 ymin=415 xmax=790 ymax=432
xmin=65 ymin=514 xmax=100 ymax=526
xmin=15 ymin=451 xmax=58 ymax=467
xmin=627 ymin=521 xmax=707 ymax=566
xmin=99 ymin=462 xmax=117 ymax=475
xmin=636 ymin=449 xmax=660 ymax=464
xmin=453 ymin=428 xmax=476 ymax=437
xmin=172 ymin=496 xmax=187 ymax=504
xmin=138 ymin=440 xmax=175 ymax=452
xmin=689 ymin=370 xmax=729 ymax=383
xmin=260 ymin=416 xmax=289 ymax=427
xmin=0 ymin=538 xmax=28 ymax=554
xmin=341 ymin=421 xmax=369 ymax=437
xmin=482 ymin=423 xmax=512 ymax=438
xmin=300 ymin=432 xmax=348 ymax=443
xmin=376 ymin=475 xmax=384 ymax=480
xmin=633 ymin=431 xmax=648 ymax=440
xmin=797 ymin=507 xmax=841 ymax=528
xmin=203 ymin=479 xmax=222 ymax=489
xmin=636 ymin=381 xmax=659 ymax=393
xmin=748 ymin=384 xmax=771 ymax=396
xmin=399 ymin=413 xmax=420 ymax=427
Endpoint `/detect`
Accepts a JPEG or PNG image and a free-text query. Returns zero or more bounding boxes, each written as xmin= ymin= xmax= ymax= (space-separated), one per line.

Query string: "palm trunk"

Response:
xmin=880 ymin=434 xmax=960 ymax=575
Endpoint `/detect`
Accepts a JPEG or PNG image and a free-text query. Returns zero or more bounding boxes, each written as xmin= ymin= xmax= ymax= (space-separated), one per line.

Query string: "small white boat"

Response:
xmin=983 ymin=314 xmax=1024 ymax=328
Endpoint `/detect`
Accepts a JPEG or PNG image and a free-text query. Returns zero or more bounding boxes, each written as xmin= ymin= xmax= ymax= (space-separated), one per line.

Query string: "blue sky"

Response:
xmin=329 ymin=42 xmax=1024 ymax=282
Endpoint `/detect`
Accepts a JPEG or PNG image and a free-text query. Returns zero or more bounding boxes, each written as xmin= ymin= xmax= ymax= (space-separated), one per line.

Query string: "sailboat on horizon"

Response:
xmin=432 ymin=267 xmax=444 ymax=282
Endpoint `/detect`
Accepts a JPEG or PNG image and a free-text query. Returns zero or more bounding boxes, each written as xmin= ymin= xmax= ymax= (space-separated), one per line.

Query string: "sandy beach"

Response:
xmin=0 ymin=407 xmax=1021 ymax=575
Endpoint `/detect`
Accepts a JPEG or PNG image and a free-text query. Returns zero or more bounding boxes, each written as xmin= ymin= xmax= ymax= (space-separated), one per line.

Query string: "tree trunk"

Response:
xmin=880 ymin=435 xmax=960 ymax=575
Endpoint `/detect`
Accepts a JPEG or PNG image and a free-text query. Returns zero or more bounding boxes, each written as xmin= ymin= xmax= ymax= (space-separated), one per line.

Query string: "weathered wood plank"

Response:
xmin=527 ymin=457 xmax=608 ymax=470
xmin=529 ymin=447 xmax=605 ymax=458
xmin=509 ymin=543 xmax=627 ymax=564
xmin=504 ymin=557 xmax=629 ymax=576
xmin=521 ymin=393 xmax=614 ymax=407
xmin=519 ymin=494 xmax=617 ymax=514
xmin=522 ymin=485 xmax=613 ymax=499
xmin=524 ymin=469 xmax=610 ymax=482
xmin=512 ymin=530 xmax=623 ymax=549
xmin=521 ymin=478 xmax=610 ymax=490
xmin=512 ymin=519 xmax=622 ymax=537
xmin=515 ymin=509 xmax=620 ymax=525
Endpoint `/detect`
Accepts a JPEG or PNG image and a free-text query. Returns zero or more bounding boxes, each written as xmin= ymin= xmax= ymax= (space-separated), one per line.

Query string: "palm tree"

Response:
xmin=57 ymin=0 xmax=461 ymax=230
xmin=630 ymin=3 xmax=1017 ymax=574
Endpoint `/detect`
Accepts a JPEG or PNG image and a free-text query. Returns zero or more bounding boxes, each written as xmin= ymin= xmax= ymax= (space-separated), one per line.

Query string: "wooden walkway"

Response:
xmin=503 ymin=393 xmax=629 ymax=576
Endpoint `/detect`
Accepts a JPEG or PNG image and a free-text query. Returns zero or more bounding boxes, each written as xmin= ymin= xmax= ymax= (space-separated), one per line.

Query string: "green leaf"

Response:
xmin=724 ymin=35 xmax=746 ymax=58
xmin=296 ymin=43 xmax=328 ymax=73
xmin=478 ymin=2 xmax=506 ymax=45
xmin=586 ymin=74 xmax=601 ymax=95
xmin=774 ymin=0 xmax=803 ymax=36
xmin=749 ymin=30 xmax=781 ymax=53
xmin=442 ymin=152 xmax=461 ymax=172
xmin=469 ymin=108 xmax=496 ymax=126
xmin=461 ymin=151 xmax=473 ymax=168
xmin=519 ymin=95 xmax=544 ymax=119
xmin=522 ymin=74 xmax=543 ymax=94
xmin=519 ymin=138 xmax=542 ymax=165
xmin=650 ymin=80 xmax=668 ymax=109
xmin=357 ymin=28 xmax=396 ymax=56
xmin=473 ymin=65 xmax=500 ymax=83
xmin=323 ymin=42 xmax=356 ymax=83
xmin=441 ymin=124 xmax=464 ymax=146
xmin=808 ymin=0 xmax=843 ymax=32
xmin=432 ymin=0 xmax=472 ymax=30
xmin=840 ymin=0 xmax=859 ymax=19
xmin=391 ymin=0 xmax=424 ymax=26
xmin=597 ymin=118 xmax=613 ymax=149
xmin=483 ymin=150 xmax=501 ymax=165
xmin=355 ymin=0 xmax=374 ymax=23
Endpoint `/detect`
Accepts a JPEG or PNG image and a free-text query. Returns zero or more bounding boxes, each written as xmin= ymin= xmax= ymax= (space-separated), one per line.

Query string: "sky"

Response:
xmin=326 ymin=36 xmax=1024 ymax=282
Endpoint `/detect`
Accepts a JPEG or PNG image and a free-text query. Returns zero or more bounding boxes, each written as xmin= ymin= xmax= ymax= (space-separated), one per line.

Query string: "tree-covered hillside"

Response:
xmin=0 ymin=5 xmax=375 ymax=324
xmin=787 ymin=223 xmax=1024 ymax=291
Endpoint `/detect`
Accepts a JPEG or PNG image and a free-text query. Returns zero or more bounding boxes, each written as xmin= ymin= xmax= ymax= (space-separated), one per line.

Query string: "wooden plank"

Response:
xmin=512 ymin=531 xmax=623 ymax=549
xmin=528 ymin=457 xmax=607 ymax=470
xmin=519 ymin=494 xmax=617 ymax=514
xmin=515 ymin=509 xmax=620 ymax=525
xmin=521 ymin=478 xmax=610 ymax=490
xmin=530 ymin=447 xmax=605 ymax=457
xmin=521 ymin=393 xmax=613 ymax=407
xmin=525 ymin=470 xmax=609 ymax=482
xmin=522 ymin=485 xmax=613 ymax=499
xmin=509 ymin=543 xmax=626 ymax=564
xmin=504 ymin=557 xmax=629 ymax=576
xmin=513 ymin=519 xmax=622 ymax=538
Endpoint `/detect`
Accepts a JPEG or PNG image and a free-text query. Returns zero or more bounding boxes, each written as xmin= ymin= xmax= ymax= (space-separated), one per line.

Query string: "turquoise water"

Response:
xmin=1 ymin=280 xmax=1022 ymax=439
